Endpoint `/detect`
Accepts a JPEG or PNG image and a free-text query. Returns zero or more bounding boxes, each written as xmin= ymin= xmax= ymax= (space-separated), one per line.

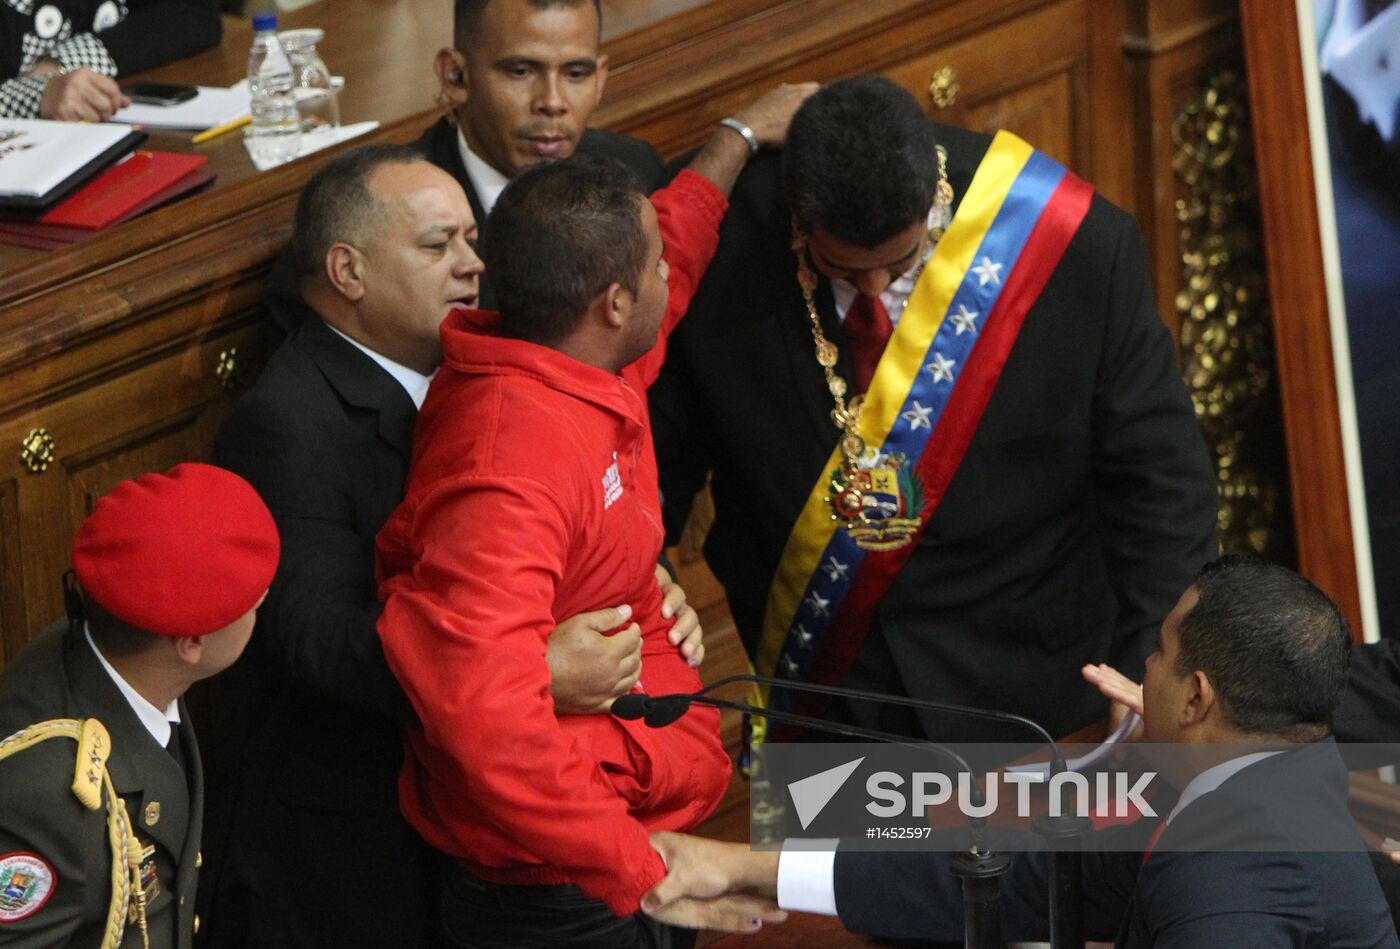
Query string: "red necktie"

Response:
xmin=1140 ymin=820 xmax=1167 ymax=864
xmin=843 ymin=292 xmax=893 ymax=395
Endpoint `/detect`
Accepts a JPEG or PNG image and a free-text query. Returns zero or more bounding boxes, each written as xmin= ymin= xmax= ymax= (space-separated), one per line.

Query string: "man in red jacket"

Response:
xmin=376 ymin=86 xmax=813 ymax=948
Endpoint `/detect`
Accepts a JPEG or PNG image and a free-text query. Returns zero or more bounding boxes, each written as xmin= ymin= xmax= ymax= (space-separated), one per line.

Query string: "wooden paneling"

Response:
xmin=884 ymin=0 xmax=1088 ymax=172
xmin=1122 ymin=0 xmax=1242 ymax=338
xmin=0 ymin=480 xmax=26 ymax=665
xmin=0 ymin=317 xmax=262 ymax=654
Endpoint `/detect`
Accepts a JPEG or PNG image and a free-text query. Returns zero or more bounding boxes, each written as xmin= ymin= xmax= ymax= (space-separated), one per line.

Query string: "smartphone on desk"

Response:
xmin=122 ymin=83 xmax=198 ymax=106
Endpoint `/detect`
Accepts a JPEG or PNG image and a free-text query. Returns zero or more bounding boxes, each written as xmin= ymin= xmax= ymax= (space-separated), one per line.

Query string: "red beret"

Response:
xmin=71 ymin=463 xmax=279 ymax=638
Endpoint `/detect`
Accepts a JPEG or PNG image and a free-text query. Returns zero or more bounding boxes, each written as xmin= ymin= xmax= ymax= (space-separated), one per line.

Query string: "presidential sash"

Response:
xmin=754 ymin=132 xmax=1095 ymax=731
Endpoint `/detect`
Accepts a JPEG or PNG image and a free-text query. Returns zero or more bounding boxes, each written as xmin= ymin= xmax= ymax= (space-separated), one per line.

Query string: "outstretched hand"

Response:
xmin=1082 ymin=662 xmax=1145 ymax=737
xmin=729 ymin=81 xmax=821 ymax=148
xmin=642 ymin=831 xmax=786 ymax=933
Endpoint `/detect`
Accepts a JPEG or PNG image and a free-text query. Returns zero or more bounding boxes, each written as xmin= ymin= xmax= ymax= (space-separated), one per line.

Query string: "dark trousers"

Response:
xmin=441 ymin=864 xmax=698 ymax=949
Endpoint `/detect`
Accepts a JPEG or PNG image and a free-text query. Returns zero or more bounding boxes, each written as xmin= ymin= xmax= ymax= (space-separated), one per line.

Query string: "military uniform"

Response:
xmin=0 ymin=622 xmax=202 ymax=948
xmin=0 ymin=462 xmax=277 ymax=948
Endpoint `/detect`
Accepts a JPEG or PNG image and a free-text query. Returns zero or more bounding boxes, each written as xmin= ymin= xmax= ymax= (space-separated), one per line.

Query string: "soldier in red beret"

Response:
xmin=0 ymin=462 xmax=279 ymax=949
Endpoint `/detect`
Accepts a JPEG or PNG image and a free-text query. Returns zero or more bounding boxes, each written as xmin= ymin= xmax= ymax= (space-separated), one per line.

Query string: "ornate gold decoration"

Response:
xmin=1172 ymin=72 xmax=1292 ymax=561
xmin=215 ymin=348 xmax=239 ymax=390
xmin=928 ymin=67 xmax=960 ymax=110
xmin=791 ymin=147 xmax=952 ymax=532
xmin=20 ymin=428 xmax=55 ymax=474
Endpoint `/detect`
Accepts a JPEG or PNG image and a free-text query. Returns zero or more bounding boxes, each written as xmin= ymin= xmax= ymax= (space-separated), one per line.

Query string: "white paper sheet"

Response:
xmin=113 ymin=81 xmax=251 ymax=131
xmin=243 ymin=120 xmax=380 ymax=172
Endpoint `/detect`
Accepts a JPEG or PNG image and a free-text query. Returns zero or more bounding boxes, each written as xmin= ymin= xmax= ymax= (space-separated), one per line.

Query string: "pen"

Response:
xmin=191 ymin=114 xmax=250 ymax=145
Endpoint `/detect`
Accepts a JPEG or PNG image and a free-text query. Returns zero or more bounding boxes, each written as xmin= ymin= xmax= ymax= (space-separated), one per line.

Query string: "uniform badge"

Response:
xmin=826 ymin=451 xmax=925 ymax=551
xmin=0 ymin=853 xmax=55 ymax=922
xmin=129 ymin=844 xmax=159 ymax=921
xmin=144 ymin=801 xmax=160 ymax=826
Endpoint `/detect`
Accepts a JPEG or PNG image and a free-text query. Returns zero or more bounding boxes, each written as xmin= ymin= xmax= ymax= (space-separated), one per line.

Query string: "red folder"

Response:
xmin=0 ymin=165 xmax=215 ymax=249
xmin=39 ymin=150 xmax=209 ymax=229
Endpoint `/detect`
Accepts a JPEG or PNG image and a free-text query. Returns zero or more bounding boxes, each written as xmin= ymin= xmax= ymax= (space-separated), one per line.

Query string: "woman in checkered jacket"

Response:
xmin=1 ymin=0 xmax=219 ymax=121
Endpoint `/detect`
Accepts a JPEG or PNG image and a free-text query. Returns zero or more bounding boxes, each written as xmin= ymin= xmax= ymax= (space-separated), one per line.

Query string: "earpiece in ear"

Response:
xmin=449 ymin=69 xmax=464 ymax=84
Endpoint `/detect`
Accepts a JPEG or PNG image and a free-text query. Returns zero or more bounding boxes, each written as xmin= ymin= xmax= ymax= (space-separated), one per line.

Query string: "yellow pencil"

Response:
xmin=192 ymin=114 xmax=251 ymax=145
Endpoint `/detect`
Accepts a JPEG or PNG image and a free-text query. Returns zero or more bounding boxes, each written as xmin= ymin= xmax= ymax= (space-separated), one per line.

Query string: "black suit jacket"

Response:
xmin=834 ymin=739 xmax=1399 ymax=948
xmin=263 ymin=117 xmax=665 ymax=331
xmin=649 ymin=123 xmax=1218 ymax=741
xmin=0 ymin=622 xmax=201 ymax=949
xmin=196 ymin=316 xmax=435 ymax=949
xmin=1337 ymin=641 xmax=1400 ymax=746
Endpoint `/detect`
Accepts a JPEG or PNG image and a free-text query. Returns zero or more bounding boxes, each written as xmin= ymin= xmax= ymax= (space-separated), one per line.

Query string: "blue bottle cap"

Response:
xmin=252 ymin=12 xmax=277 ymax=31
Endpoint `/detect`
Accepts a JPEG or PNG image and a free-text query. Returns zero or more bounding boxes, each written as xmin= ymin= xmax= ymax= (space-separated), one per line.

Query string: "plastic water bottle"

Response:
xmin=246 ymin=13 xmax=300 ymax=166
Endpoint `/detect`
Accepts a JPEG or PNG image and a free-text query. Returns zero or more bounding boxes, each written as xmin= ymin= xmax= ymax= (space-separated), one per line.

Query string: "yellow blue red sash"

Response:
xmin=754 ymin=132 xmax=1095 ymax=730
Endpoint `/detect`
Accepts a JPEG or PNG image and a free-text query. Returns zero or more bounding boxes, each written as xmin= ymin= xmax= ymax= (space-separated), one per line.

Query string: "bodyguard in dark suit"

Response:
xmin=0 ymin=463 xmax=277 ymax=949
xmin=264 ymin=0 xmax=664 ymax=333
xmin=199 ymin=145 xmax=675 ymax=949
xmin=650 ymin=77 xmax=1218 ymax=742
xmin=644 ymin=560 xmax=1400 ymax=948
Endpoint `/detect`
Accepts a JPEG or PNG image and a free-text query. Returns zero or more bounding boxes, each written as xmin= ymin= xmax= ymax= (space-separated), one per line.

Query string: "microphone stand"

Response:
xmin=616 ymin=673 xmax=1090 ymax=949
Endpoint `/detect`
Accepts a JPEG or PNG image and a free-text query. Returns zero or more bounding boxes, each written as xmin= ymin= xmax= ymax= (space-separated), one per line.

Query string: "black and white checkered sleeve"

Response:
xmin=0 ymin=76 xmax=47 ymax=119
xmin=49 ymin=33 xmax=118 ymax=77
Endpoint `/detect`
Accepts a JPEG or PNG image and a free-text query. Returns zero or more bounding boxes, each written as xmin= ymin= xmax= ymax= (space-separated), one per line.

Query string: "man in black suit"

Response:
xmin=266 ymin=0 xmax=663 ymax=330
xmin=650 ymin=76 xmax=1218 ymax=743
xmin=198 ymin=145 xmax=696 ymax=949
xmin=643 ymin=558 xmax=1400 ymax=948
xmin=0 ymin=463 xmax=278 ymax=949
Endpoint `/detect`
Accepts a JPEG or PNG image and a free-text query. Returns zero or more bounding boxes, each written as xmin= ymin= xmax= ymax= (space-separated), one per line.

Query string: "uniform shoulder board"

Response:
xmin=0 ymin=718 xmax=146 ymax=948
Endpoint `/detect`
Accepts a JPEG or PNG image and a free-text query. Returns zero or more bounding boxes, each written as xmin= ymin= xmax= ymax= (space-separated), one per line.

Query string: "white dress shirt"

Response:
xmin=85 ymin=624 xmax=180 ymax=748
xmin=325 ymin=323 xmax=436 ymax=410
xmin=1321 ymin=0 xmax=1400 ymax=143
xmin=456 ymin=128 xmax=511 ymax=219
xmin=774 ymin=751 xmax=1284 ymax=917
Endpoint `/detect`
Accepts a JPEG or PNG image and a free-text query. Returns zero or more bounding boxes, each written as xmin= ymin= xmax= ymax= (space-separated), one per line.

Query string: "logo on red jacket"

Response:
xmin=602 ymin=452 xmax=623 ymax=509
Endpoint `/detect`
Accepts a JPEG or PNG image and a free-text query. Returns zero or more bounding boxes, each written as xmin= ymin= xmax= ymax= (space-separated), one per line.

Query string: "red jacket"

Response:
xmin=375 ymin=170 xmax=731 ymax=916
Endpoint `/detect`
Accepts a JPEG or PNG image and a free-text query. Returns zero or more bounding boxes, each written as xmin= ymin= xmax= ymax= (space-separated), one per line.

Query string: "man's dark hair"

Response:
xmin=84 ymin=595 xmax=161 ymax=658
xmin=1176 ymin=556 xmax=1352 ymax=740
xmin=484 ymin=155 xmax=647 ymax=345
xmin=782 ymin=76 xmax=940 ymax=248
xmin=454 ymin=0 xmax=602 ymax=52
xmin=291 ymin=144 xmax=427 ymax=278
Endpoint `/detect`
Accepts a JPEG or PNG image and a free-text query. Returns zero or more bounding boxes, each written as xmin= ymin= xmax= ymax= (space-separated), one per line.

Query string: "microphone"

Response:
xmin=610 ymin=693 xmax=693 ymax=727
xmin=617 ymin=672 xmax=1068 ymax=773
xmin=614 ymin=673 xmax=1089 ymax=949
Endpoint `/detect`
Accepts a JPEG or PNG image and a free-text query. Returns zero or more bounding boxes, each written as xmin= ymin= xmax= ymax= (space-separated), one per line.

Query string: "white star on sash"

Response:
xmin=804 ymin=591 xmax=830 ymax=617
xmin=925 ymin=353 xmax=956 ymax=384
xmin=901 ymin=401 xmax=934 ymax=431
xmin=782 ymin=655 xmax=801 ymax=676
xmin=794 ymin=624 xmax=814 ymax=648
xmin=823 ymin=557 xmax=850 ymax=582
xmin=972 ymin=257 xmax=1003 ymax=287
xmin=951 ymin=305 xmax=979 ymax=335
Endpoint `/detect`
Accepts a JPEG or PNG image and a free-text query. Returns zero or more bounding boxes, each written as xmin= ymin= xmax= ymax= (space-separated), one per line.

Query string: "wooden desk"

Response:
xmin=0 ymin=2 xmax=447 ymax=272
